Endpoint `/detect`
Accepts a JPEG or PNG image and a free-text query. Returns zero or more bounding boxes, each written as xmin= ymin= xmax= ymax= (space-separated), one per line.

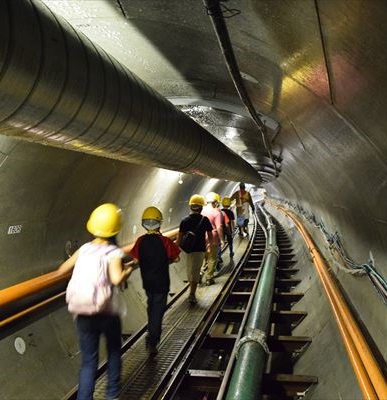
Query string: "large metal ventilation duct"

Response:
xmin=0 ymin=0 xmax=261 ymax=185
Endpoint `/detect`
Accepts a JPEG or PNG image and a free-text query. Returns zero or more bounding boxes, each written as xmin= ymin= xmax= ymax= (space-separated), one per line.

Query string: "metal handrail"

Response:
xmin=0 ymin=228 xmax=179 ymax=324
xmin=274 ymin=203 xmax=387 ymax=400
xmin=0 ymin=292 xmax=65 ymax=329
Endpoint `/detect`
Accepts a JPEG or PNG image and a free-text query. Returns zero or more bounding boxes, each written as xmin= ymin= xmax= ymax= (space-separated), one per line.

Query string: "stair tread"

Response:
xmin=264 ymin=372 xmax=318 ymax=383
xmin=262 ymin=373 xmax=318 ymax=396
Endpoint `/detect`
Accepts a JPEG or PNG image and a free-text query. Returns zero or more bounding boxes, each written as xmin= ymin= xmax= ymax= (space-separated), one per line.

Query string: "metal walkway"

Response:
xmin=93 ymin=235 xmax=250 ymax=400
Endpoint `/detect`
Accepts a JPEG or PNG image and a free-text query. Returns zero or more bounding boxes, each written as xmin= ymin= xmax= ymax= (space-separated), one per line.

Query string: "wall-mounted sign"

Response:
xmin=7 ymin=225 xmax=22 ymax=235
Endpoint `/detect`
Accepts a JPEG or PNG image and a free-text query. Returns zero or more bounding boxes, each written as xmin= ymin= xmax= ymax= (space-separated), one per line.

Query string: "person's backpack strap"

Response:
xmin=195 ymin=216 xmax=204 ymax=233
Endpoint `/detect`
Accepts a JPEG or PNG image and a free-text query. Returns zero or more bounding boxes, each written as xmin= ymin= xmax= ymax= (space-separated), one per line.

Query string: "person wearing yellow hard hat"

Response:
xmin=129 ymin=206 xmax=181 ymax=356
xmin=57 ymin=203 xmax=133 ymax=400
xmin=221 ymin=197 xmax=236 ymax=257
xmin=200 ymin=192 xmax=225 ymax=286
xmin=176 ymin=194 xmax=213 ymax=304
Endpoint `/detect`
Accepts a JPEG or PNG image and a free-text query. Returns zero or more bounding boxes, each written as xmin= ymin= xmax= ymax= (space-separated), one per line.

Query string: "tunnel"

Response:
xmin=0 ymin=1 xmax=386 ymax=399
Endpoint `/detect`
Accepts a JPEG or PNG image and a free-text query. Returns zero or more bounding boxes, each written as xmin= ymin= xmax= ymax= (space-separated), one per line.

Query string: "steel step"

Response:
xmin=262 ymin=373 xmax=318 ymax=397
xmin=181 ymin=370 xmax=318 ymax=397
xmin=276 ymin=269 xmax=299 ymax=278
xmin=227 ymin=291 xmax=304 ymax=303
xmin=267 ymin=335 xmax=312 ymax=353
xmin=203 ymin=334 xmax=312 ymax=354
xmin=275 ymin=278 xmax=301 ymax=289
xmin=219 ymin=309 xmax=307 ymax=329
xmin=271 ymin=310 xmax=307 ymax=328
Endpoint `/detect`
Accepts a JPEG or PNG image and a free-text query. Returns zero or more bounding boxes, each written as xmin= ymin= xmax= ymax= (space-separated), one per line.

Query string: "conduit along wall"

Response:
xmin=272 ymin=203 xmax=387 ymax=400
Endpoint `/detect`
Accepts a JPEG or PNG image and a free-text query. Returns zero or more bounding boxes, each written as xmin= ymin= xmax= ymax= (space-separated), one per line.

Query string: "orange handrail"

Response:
xmin=0 ymin=270 xmax=71 ymax=309
xmin=0 ymin=228 xmax=180 ymax=309
xmin=0 ymin=292 xmax=66 ymax=329
xmin=273 ymin=203 xmax=387 ymax=400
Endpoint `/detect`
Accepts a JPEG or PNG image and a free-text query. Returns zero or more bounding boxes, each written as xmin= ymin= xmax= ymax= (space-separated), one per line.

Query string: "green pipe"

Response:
xmin=226 ymin=206 xmax=279 ymax=400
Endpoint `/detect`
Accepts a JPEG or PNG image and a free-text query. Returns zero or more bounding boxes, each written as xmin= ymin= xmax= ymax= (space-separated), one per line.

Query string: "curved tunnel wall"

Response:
xmin=0 ymin=0 xmax=260 ymax=185
xmin=1 ymin=1 xmax=387 ymax=398
xmin=265 ymin=100 xmax=387 ymax=372
xmin=0 ymin=136 xmax=236 ymax=289
xmin=0 ymin=135 xmax=237 ymax=399
xmin=0 ymin=2 xmax=249 ymax=396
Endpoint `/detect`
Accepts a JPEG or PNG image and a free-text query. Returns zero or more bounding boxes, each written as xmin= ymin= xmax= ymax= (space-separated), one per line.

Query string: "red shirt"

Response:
xmin=131 ymin=233 xmax=180 ymax=261
xmin=130 ymin=233 xmax=180 ymax=293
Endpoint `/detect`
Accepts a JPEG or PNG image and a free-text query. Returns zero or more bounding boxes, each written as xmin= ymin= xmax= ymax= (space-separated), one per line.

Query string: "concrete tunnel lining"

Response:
xmin=0 ymin=0 xmax=387 ymax=398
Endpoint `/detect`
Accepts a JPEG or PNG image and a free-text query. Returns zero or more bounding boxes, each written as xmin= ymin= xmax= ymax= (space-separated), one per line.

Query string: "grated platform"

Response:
xmin=93 ymin=235 xmax=250 ymax=399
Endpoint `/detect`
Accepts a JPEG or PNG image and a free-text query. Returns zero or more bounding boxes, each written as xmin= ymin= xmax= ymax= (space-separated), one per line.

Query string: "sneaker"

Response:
xmin=188 ymin=294 xmax=197 ymax=304
xmin=205 ymin=278 xmax=215 ymax=286
xmin=230 ymin=251 xmax=234 ymax=258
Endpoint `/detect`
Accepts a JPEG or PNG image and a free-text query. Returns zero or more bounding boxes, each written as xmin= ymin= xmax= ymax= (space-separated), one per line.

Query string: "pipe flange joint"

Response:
xmin=236 ymin=328 xmax=270 ymax=358
xmin=264 ymin=245 xmax=279 ymax=258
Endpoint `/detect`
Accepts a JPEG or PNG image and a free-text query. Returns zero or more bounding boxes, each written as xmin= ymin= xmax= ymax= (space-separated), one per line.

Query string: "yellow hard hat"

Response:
xmin=222 ymin=197 xmax=231 ymax=207
xmin=142 ymin=206 xmax=163 ymax=221
xmin=189 ymin=194 xmax=206 ymax=207
xmin=86 ymin=203 xmax=122 ymax=238
xmin=206 ymin=192 xmax=220 ymax=203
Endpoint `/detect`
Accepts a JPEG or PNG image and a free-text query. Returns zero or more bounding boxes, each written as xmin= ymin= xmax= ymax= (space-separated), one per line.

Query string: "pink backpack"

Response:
xmin=66 ymin=243 xmax=118 ymax=315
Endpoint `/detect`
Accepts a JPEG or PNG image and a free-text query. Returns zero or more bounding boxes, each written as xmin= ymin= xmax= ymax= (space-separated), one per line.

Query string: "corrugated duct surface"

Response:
xmin=0 ymin=0 xmax=261 ymax=185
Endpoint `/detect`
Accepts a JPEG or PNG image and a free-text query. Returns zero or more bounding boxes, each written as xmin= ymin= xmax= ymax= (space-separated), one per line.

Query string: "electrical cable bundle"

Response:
xmin=279 ymin=199 xmax=387 ymax=305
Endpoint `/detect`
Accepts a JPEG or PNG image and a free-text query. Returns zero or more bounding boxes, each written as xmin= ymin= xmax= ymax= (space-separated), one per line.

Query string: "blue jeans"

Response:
xmin=146 ymin=292 xmax=168 ymax=346
xmin=76 ymin=314 xmax=122 ymax=400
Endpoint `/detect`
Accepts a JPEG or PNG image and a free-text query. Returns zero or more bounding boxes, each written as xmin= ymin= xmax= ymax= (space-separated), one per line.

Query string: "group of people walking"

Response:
xmin=57 ymin=182 xmax=254 ymax=400
xmin=176 ymin=182 xmax=254 ymax=303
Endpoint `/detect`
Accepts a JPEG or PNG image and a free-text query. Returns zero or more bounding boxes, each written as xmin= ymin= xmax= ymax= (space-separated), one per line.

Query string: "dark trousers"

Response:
xmin=76 ymin=314 xmax=122 ymax=400
xmin=225 ymin=232 xmax=234 ymax=255
xmin=146 ymin=291 xmax=168 ymax=346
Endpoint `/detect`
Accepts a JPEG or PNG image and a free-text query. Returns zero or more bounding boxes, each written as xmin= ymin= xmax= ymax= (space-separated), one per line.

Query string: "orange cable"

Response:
xmin=274 ymin=204 xmax=387 ymax=399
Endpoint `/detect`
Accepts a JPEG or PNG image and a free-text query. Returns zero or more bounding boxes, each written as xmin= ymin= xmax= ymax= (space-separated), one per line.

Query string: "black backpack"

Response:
xmin=180 ymin=216 xmax=204 ymax=253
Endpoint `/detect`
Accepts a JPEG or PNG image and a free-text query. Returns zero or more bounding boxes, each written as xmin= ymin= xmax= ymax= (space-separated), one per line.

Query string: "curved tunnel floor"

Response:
xmin=93 ymin=234 xmax=250 ymax=400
